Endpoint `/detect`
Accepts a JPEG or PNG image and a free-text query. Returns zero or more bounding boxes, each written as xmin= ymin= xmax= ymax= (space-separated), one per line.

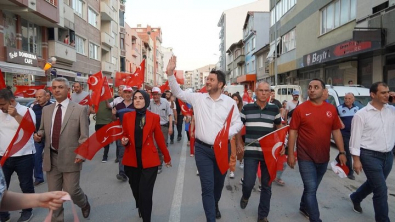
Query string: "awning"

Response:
xmin=75 ymin=76 xmax=88 ymax=82
xmin=0 ymin=61 xmax=45 ymax=76
xmin=266 ymin=37 xmax=281 ymax=59
xmin=237 ymin=74 xmax=256 ymax=83
xmin=54 ymin=69 xmax=77 ymax=78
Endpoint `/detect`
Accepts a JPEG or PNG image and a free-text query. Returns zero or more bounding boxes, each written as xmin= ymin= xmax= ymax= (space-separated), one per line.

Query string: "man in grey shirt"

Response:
xmin=148 ymin=87 xmax=173 ymax=174
xmin=71 ymin=82 xmax=89 ymax=103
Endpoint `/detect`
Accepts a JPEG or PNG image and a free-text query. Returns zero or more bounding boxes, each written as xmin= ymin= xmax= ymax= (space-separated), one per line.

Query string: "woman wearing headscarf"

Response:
xmin=121 ymin=90 xmax=172 ymax=221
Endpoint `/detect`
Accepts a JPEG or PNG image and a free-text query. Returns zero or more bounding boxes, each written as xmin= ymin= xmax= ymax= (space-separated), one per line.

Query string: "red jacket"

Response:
xmin=122 ymin=111 xmax=171 ymax=168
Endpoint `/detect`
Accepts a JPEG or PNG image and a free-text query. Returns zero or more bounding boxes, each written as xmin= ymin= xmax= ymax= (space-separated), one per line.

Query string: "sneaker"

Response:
xmin=190 ymin=154 xmax=194 ymax=157
xmin=196 ymin=170 xmax=199 ymax=176
xmin=239 ymin=162 xmax=244 ymax=169
xmin=257 ymin=185 xmax=261 ymax=192
xmin=157 ymin=169 xmax=162 ymax=174
xmin=101 ymin=157 xmax=108 ymax=163
xmin=17 ymin=211 xmax=33 ymax=222
xmin=299 ymin=208 xmax=309 ymax=219
xmin=116 ymin=174 xmax=127 ymax=182
xmin=240 ymin=196 xmax=249 ymax=209
xmin=0 ymin=216 xmax=10 ymax=222
xmin=177 ymin=136 xmax=182 ymax=141
xmin=229 ymin=171 xmax=235 ymax=178
xmin=347 ymin=175 xmax=355 ymax=180
xmin=34 ymin=181 xmax=44 ymax=186
xmin=170 ymin=140 xmax=174 ymax=144
xmin=239 ymin=178 xmax=244 ymax=185
xmin=349 ymin=194 xmax=362 ymax=213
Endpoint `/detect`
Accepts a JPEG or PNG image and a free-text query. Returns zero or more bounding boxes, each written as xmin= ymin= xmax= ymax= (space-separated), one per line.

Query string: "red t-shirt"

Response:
xmin=290 ymin=101 xmax=342 ymax=163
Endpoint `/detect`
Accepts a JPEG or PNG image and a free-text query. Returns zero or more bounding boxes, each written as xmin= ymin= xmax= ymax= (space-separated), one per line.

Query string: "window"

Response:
xmin=112 ymin=56 xmax=117 ymax=65
xmin=75 ymin=36 xmax=85 ymax=54
xmin=88 ymin=8 xmax=97 ymax=27
xmin=89 ymin=42 xmax=99 ymax=60
xmin=321 ymin=0 xmax=356 ymax=34
xmin=270 ymin=0 xmax=297 ymax=26
xmin=119 ymin=11 xmax=125 ymax=27
xmin=259 ymin=55 xmax=264 ymax=68
xmin=120 ymin=37 xmax=124 ymax=50
xmin=282 ymin=28 xmax=295 ymax=53
xmin=21 ymin=19 xmax=42 ymax=56
xmin=246 ymin=63 xmax=250 ymax=73
xmin=252 ymin=60 xmax=255 ymax=71
xmin=252 ymin=37 xmax=256 ymax=49
xmin=72 ymin=0 xmax=83 ymax=17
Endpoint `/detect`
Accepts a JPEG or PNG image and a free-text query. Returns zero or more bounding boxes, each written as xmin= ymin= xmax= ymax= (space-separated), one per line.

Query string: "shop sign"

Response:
xmin=302 ymin=40 xmax=381 ymax=68
xmin=6 ymin=47 xmax=38 ymax=66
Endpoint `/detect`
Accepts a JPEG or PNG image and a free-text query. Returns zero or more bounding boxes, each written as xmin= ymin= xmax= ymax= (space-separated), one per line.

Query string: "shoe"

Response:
xmin=349 ymin=194 xmax=362 ymax=213
xmin=34 ymin=181 xmax=44 ymax=186
xmin=239 ymin=162 xmax=244 ymax=169
xmin=17 ymin=211 xmax=33 ymax=222
xmin=138 ymin=208 xmax=142 ymax=218
xmin=348 ymin=175 xmax=355 ymax=180
xmin=114 ymin=158 xmax=119 ymax=163
xmin=299 ymin=208 xmax=309 ymax=219
xmin=101 ymin=157 xmax=107 ymax=163
xmin=257 ymin=185 xmax=261 ymax=192
xmin=116 ymin=174 xmax=127 ymax=182
xmin=81 ymin=195 xmax=91 ymax=218
xmin=240 ymin=196 xmax=248 ymax=209
xmin=190 ymin=154 xmax=194 ymax=157
xmin=0 ymin=216 xmax=10 ymax=222
xmin=257 ymin=218 xmax=269 ymax=222
xmin=196 ymin=170 xmax=199 ymax=176
xmin=177 ymin=136 xmax=181 ymax=141
xmin=239 ymin=178 xmax=244 ymax=185
xmin=229 ymin=171 xmax=235 ymax=178
xmin=170 ymin=140 xmax=174 ymax=144
xmin=158 ymin=169 xmax=162 ymax=174
xmin=215 ymin=203 xmax=221 ymax=219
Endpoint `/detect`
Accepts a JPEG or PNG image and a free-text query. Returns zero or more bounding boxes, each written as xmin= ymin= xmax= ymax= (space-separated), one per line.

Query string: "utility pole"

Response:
xmin=274 ymin=3 xmax=278 ymax=86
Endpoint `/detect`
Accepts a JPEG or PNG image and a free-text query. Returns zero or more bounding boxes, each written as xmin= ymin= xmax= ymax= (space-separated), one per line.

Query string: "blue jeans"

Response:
xmin=0 ymin=154 xmax=35 ymax=219
xmin=34 ymin=142 xmax=45 ymax=182
xmin=242 ymin=158 xmax=271 ymax=218
xmin=298 ymin=160 xmax=328 ymax=222
xmin=195 ymin=142 xmax=229 ymax=222
xmin=117 ymin=140 xmax=125 ymax=175
xmin=350 ymin=149 xmax=393 ymax=222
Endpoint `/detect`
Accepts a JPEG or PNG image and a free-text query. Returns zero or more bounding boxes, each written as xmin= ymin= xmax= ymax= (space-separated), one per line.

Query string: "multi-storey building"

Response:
xmin=0 ymin=0 xmax=60 ymax=89
xmin=189 ymin=64 xmax=216 ymax=90
xmin=140 ymin=36 xmax=154 ymax=87
xmin=217 ymin=0 xmax=269 ymax=83
xmin=125 ymin=23 xmax=143 ymax=74
xmin=184 ymin=70 xmax=193 ymax=89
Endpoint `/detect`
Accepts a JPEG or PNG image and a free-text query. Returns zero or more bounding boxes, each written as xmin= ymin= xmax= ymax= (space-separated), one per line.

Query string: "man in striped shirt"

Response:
xmin=236 ymin=82 xmax=282 ymax=222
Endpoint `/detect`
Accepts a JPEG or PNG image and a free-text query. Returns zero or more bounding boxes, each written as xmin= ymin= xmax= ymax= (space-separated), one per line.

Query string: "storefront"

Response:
xmin=236 ymin=74 xmax=256 ymax=91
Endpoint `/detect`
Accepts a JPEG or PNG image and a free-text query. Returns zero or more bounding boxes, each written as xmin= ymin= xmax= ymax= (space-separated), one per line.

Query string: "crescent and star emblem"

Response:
xmin=13 ymin=129 xmax=25 ymax=146
xmin=80 ymin=99 xmax=88 ymax=105
xmin=271 ymin=142 xmax=283 ymax=161
xmin=24 ymin=89 xmax=37 ymax=96
xmin=89 ymin=76 xmax=99 ymax=86
xmin=101 ymin=125 xmax=123 ymax=143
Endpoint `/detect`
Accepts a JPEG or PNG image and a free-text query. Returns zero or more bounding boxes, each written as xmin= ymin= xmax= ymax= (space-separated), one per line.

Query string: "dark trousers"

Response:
xmin=185 ymin=130 xmax=190 ymax=141
xmin=34 ymin=141 xmax=45 ymax=182
xmin=195 ymin=142 xmax=229 ymax=222
xmin=342 ymin=136 xmax=353 ymax=176
xmin=117 ymin=140 xmax=125 ymax=175
xmin=124 ymin=165 xmax=158 ymax=222
xmin=242 ymin=158 xmax=271 ymax=218
xmin=95 ymin=124 xmax=110 ymax=158
xmin=0 ymin=154 xmax=35 ymax=219
xmin=350 ymin=149 xmax=393 ymax=222
xmin=176 ymin=114 xmax=184 ymax=138
xmin=169 ymin=121 xmax=175 ymax=141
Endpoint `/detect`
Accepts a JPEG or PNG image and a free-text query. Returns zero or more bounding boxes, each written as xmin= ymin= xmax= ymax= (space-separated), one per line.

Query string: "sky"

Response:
xmin=125 ymin=0 xmax=256 ymax=71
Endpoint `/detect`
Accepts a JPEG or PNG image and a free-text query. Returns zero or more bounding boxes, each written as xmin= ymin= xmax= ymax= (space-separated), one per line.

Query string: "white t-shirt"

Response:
xmin=286 ymin=100 xmax=299 ymax=112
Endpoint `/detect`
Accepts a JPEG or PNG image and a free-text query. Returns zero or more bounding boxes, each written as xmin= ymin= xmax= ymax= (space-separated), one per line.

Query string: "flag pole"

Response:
xmin=244 ymin=125 xmax=289 ymax=147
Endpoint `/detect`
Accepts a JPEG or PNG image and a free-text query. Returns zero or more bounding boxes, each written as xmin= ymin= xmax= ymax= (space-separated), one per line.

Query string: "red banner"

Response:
xmin=75 ymin=120 xmax=123 ymax=160
xmin=177 ymin=99 xmax=193 ymax=116
xmin=126 ymin=60 xmax=145 ymax=87
xmin=0 ymin=70 xmax=6 ymax=89
xmin=14 ymin=85 xmax=46 ymax=98
xmin=214 ymin=105 xmax=234 ymax=174
xmin=258 ymin=126 xmax=289 ymax=185
xmin=1 ymin=111 xmax=35 ymax=166
xmin=115 ymin=72 xmax=133 ymax=87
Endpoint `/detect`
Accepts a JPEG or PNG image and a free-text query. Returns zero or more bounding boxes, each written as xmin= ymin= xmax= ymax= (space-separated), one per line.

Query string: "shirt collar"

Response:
xmin=342 ymin=103 xmax=356 ymax=108
xmin=365 ymin=102 xmax=390 ymax=111
xmin=204 ymin=93 xmax=225 ymax=102
xmin=55 ymin=98 xmax=70 ymax=108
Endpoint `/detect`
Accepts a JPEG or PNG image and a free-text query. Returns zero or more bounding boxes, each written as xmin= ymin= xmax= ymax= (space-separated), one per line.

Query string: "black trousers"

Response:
xmin=124 ymin=165 xmax=158 ymax=222
xmin=176 ymin=114 xmax=184 ymax=137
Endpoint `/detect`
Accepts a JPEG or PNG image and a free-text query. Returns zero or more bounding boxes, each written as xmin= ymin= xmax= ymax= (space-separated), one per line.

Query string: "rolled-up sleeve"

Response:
xmin=349 ymin=113 xmax=364 ymax=156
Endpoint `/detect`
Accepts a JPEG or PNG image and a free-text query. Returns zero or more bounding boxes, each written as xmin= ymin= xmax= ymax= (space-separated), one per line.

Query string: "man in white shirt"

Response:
xmin=0 ymin=89 xmax=36 ymax=222
xmin=167 ymin=56 xmax=243 ymax=221
xmin=349 ymin=82 xmax=395 ymax=222
xmin=285 ymin=90 xmax=300 ymax=124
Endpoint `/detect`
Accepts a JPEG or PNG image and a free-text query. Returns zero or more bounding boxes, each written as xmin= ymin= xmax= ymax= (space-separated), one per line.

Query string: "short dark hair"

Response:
xmin=209 ymin=69 xmax=226 ymax=89
xmin=348 ymin=80 xmax=353 ymax=84
xmin=310 ymin=78 xmax=326 ymax=89
xmin=270 ymin=89 xmax=275 ymax=92
xmin=0 ymin=89 xmax=15 ymax=101
xmin=370 ymin=82 xmax=388 ymax=94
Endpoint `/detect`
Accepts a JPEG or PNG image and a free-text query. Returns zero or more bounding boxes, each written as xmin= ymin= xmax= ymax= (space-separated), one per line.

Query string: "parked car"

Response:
xmin=15 ymin=97 xmax=35 ymax=107
xmin=271 ymin=85 xmax=304 ymax=103
xmin=326 ymin=85 xmax=370 ymax=109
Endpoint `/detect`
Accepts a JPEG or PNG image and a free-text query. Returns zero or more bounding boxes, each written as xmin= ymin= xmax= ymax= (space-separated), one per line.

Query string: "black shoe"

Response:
xmin=114 ymin=158 xmax=119 ymax=163
xmin=299 ymin=208 xmax=309 ymax=219
xmin=81 ymin=195 xmax=91 ymax=218
xmin=215 ymin=203 xmax=221 ymax=219
xmin=17 ymin=211 xmax=33 ymax=222
xmin=116 ymin=174 xmax=127 ymax=182
xmin=170 ymin=140 xmax=174 ymax=144
xmin=157 ymin=169 xmax=162 ymax=174
xmin=257 ymin=218 xmax=269 ymax=222
xmin=347 ymin=175 xmax=355 ymax=180
xmin=138 ymin=208 xmax=142 ymax=218
xmin=0 ymin=216 xmax=10 ymax=222
xmin=177 ymin=136 xmax=181 ymax=141
xmin=101 ymin=157 xmax=108 ymax=163
xmin=240 ymin=196 xmax=248 ymax=209
xmin=349 ymin=194 xmax=362 ymax=213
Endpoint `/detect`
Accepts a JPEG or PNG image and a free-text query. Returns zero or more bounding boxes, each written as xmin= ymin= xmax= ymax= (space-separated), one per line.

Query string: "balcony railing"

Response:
xmin=101 ymin=32 xmax=115 ymax=48
xmin=48 ymin=40 xmax=76 ymax=64
xmin=102 ymin=61 xmax=113 ymax=73
xmin=100 ymin=1 xmax=114 ymax=21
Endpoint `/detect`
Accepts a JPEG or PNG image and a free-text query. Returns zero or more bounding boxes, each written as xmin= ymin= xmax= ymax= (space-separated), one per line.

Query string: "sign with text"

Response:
xmin=6 ymin=47 xmax=38 ymax=66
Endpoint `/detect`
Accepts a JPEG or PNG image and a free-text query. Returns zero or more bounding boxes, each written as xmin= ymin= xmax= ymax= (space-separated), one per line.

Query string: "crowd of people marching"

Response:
xmin=0 ymin=55 xmax=394 ymax=222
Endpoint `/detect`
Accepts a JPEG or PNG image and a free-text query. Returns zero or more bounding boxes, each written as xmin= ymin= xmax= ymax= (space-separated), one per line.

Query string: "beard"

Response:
xmin=208 ymin=84 xmax=220 ymax=94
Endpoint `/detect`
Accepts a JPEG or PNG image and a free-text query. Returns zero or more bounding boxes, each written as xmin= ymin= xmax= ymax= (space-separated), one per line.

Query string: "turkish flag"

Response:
xmin=115 ymin=72 xmax=133 ymax=86
xmin=102 ymin=77 xmax=113 ymax=100
xmin=0 ymin=70 xmax=6 ymax=89
xmin=75 ymin=120 xmax=123 ymax=160
xmin=159 ymin=81 xmax=170 ymax=92
xmin=177 ymin=99 xmax=193 ymax=116
xmin=0 ymin=111 xmax=35 ymax=166
xmin=242 ymin=89 xmax=254 ymax=103
xmin=88 ymin=71 xmax=105 ymax=112
xmin=214 ymin=105 xmax=234 ymax=174
xmin=79 ymin=94 xmax=91 ymax=105
xmin=258 ymin=125 xmax=289 ymax=185
xmin=126 ymin=60 xmax=145 ymax=87
xmin=199 ymin=86 xmax=207 ymax=93
xmin=14 ymin=85 xmax=46 ymax=98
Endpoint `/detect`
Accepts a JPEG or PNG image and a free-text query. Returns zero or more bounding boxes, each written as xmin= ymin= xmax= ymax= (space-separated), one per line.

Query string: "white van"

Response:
xmin=224 ymin=85 xmax=245 ymax=95
xmin=326 ymin=85 xmax=371 ymax=109
xmin=271 ymin=85 xmax=303 ymax=103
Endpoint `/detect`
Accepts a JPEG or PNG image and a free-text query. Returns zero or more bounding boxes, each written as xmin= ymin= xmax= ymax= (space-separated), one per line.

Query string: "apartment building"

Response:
xmin=188 ymin=64 xmax=216 ymax=90
xmin=184 ymin=70 xmax=193 ymax=89
xmin=125 ymin=23 xmax=143 ymax=74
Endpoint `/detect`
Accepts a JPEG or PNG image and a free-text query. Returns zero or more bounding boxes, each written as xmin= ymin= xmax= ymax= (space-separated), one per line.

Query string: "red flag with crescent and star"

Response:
xmin=115 ymin=72 xmax=133 ymax=86
xmin=177 ymin=99 xmax=193 ymax=116
xmin=242 ymin=89 xmax=254 ymax=103
xmin=0 ymin=110 xmax=35 ymax=166
xmin=78 ymin=94 xmax=91 ymax=106
xmin=14 ymin=85 xmax=46 ymax=98
xmin=75 ymin=120 xmax=123 ymax=160
xmin=258 ymin=125 xmax=289 ymax=185
xmin=214 ymin=105 xmax=234 ymax=174
xmin=126 ymin=60 xmax=145 ymax=87
xmin=0 ymin=70 xmax=6 ymax=89
xmin=159 ymin=81 xmax=170 ymax=92
xmin=88 ymin=72 xmax=112 ymax=112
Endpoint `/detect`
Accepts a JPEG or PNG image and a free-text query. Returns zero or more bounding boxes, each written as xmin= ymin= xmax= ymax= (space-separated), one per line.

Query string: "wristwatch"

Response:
xmin=339 ymin=151 xmax=346 ymax=156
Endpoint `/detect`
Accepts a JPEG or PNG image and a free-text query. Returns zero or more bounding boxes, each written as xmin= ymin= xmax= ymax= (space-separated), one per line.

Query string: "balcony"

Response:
xmin=120 ymin=27 xmax=126 ymax=34
xmin=101 ymin=32 xmax=115 ymax=48
xmin=100 ymin=1 xmax=114 ymax=21
xmin=102 ymin=61 xmax=113 ymax=73
xmin=63 ymin=3 xmax=74 ymax=27
xmin=48 ymin=41 xmax=76 ymax=64
xmin=235 ymin=55 xmax=245 ymax=65
xmin=120 ymin=49 xmax=126 ymax=57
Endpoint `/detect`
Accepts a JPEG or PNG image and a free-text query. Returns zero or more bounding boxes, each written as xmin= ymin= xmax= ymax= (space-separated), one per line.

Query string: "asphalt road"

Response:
xmin=6 ymin=119 xmax=395 ymax=222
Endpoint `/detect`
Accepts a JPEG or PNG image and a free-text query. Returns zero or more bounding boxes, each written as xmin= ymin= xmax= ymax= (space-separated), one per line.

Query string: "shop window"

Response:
xmin=21 ymin=19 xmax=42 ymax=56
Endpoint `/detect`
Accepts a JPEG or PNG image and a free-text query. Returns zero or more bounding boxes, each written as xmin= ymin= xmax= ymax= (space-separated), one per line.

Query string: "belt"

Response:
xmin=50 ymin=149 xmax=58 ymax=154
xmin=361 ymin=148 xmax=392 ymax=155
xmin=161 ymin=122 xmax=169 ymax=127
xmin=195 ymin=139 xmax=214 ymax=149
